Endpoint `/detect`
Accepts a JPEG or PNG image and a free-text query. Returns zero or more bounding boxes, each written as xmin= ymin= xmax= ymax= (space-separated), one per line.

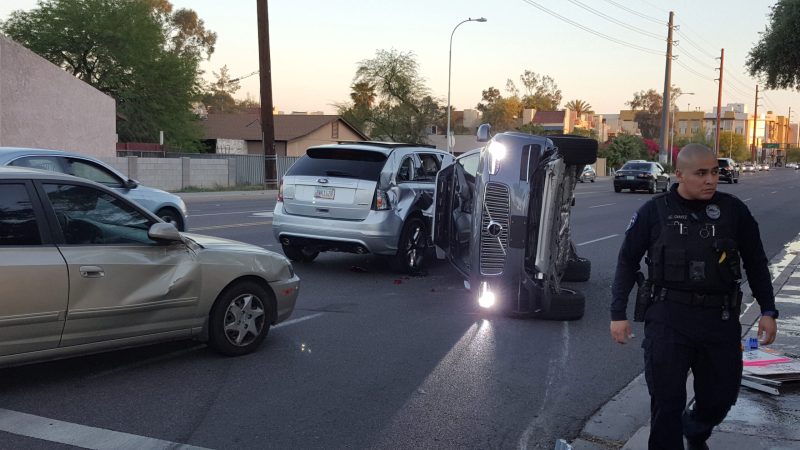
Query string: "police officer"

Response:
xmin=609 ymin=144 xmax=779 ymax=450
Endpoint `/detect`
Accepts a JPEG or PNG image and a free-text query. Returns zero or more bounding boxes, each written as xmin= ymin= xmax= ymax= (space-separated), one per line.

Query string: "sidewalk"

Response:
xmin=571 ymin=236 xmax=800 ymax=450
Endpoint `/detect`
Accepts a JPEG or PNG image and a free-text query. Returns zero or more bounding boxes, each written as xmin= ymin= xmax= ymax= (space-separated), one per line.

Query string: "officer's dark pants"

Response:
xmin=642 ymin=301 xmax=743 ymax=450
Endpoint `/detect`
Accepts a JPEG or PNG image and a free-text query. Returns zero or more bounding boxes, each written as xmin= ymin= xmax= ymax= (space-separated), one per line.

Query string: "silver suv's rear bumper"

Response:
xmin=272 ymin=202 xmax=404 ymax=255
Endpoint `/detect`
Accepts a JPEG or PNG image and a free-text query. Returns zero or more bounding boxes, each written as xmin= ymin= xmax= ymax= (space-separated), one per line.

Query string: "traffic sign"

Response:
xmin=766 ymin=143 xmax=780 ymax=148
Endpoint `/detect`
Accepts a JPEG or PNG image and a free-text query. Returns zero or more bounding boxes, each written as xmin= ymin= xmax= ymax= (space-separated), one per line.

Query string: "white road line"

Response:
xmin=743 ymin=198 xmax=752 ymax=202
xmin=191 ymin=210 xmax=270 ymax=217
xmin=589 ymin=203 xmax=616 ymax=209
xmin=771 ymin=191 xmax=777 ymax=194
xmin=0 ymin=408 xmax=210 ymax=450
xmin=573 ymin=191 xmax=605 ymax=195
xmin=576 ymin=234 xmax=619 ymax=246
xmin=274 ymin=312 xmax=325 ymax=328
xmin=190 ymin=221 xmax=271 ymax=231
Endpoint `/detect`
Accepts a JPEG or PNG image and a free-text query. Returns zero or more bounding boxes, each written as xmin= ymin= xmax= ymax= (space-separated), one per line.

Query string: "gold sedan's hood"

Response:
xmin=182 ymin=233 xmax=267 ymax=253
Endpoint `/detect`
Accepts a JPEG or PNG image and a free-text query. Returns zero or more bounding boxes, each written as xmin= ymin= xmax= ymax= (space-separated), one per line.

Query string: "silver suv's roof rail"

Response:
xmin=335 ymin=140 xmax=437 ymax=149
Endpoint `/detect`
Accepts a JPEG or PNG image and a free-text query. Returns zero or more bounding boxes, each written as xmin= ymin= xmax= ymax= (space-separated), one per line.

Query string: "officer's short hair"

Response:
xmin=677 ymin=144 xmax=715 ymax=170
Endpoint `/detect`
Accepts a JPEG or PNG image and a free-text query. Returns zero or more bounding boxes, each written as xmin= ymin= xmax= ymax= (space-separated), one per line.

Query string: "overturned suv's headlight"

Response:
xmin=478 ymin=281 xmax=496 ymax=309
xmin=487 ymin=141 xmax=507 ymax=175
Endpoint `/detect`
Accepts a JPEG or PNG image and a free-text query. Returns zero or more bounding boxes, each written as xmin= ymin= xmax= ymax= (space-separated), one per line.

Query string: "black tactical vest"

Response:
xmin=647 ymin=192 xmax=741 ymax=294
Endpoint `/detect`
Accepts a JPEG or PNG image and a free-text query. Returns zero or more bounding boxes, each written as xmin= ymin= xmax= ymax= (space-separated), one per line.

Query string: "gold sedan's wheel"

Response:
xmin=208 ymin=281 xmax=273 ymax=356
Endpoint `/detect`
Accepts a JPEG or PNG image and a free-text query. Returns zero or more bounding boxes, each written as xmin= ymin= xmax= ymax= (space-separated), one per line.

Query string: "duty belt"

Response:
xmin=654 ymin=287 xmax=736 ymax=308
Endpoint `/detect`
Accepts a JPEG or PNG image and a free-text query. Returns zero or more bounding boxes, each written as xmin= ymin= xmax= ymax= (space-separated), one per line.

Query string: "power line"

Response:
xmin=674 ymin=44 xmax=716 ymax=71
xmin=639 ymin=0 xmax=669 ymax=14
xmin=675 ymin=30 xmax=717 ymax=59
xmin=602 ymin=0 xmax=664 ymax=24
xmin=519 ymin=0 xmax=664 ymax=56
xmin=674 ymin=59 xmax=715 ymax=82
xmin=566 ymin=0 xmax=663 ymax=40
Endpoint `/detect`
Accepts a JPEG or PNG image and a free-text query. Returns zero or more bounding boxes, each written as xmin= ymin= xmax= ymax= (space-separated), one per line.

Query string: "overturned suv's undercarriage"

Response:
xmin=433 ymin=127 xmax=597 ymax=320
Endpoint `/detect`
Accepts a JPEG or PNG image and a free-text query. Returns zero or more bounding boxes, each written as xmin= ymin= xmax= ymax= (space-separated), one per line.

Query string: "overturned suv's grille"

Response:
xmin=480 ymin=182 xmax=510 ymax=275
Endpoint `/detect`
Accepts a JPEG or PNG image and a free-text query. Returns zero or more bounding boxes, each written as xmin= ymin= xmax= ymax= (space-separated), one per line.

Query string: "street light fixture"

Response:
xmin=669 ymin=92 xmax=694 ymax=166
xmin=446 ymin=17 xmax=487 ymax=154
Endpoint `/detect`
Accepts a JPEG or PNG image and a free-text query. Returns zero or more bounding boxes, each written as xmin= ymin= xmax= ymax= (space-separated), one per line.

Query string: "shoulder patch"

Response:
xmin=626 ymin=212 xmax=638 ymax=232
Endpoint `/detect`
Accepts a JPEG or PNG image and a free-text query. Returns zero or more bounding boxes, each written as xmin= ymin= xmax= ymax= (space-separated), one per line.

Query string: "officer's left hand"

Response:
xmin=757 ymin=315 xmax=778 ymax=345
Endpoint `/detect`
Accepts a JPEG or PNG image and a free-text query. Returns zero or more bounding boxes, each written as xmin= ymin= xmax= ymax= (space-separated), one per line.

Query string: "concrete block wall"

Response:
xmin=99 ymin=157 xmax=229 ymax=191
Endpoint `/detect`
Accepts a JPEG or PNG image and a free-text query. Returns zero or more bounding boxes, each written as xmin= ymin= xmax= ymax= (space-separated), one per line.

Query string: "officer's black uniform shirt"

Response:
xmin=611 ymin=183 xmax=776 ymax=321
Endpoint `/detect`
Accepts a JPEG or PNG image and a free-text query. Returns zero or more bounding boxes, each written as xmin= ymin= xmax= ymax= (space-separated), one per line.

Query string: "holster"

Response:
xmin=633 ymin=272 xmax=652 ymax=322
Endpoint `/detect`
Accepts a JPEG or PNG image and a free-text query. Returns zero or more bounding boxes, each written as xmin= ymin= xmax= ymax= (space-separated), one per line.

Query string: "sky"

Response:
xmin=1 ymin=0 xmax=797 ymax=119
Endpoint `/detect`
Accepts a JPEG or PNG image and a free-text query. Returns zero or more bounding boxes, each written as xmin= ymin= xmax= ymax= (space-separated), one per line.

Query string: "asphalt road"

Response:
xmin=3 ymin=168 xmax=800 ymax=450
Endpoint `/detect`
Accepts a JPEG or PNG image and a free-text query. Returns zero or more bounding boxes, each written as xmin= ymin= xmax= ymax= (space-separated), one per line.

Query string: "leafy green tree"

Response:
xmin=481 ymin=96 xmax=523 ymax=132
xmin=1 ymin=0 xmax=216 ymax=150
xmin=718 ymin=131 xmax=749 ymax=161
xmin=517 ymin=70 xmax=562 ymax=110
xmin=339 ymin=49 xmax=442 ymax=143
xmin=627 ymin=87 xmax=682 ymax=139
xmin=787 ymin=147 xmax=800 ymax=163
xmin=476 ymin=87 xmax=502 ymax=112
xmin=201 ymin=65 xmax=240 ymax=113
xmin=570 ymin=127 xmax=598 ymax=139
xmin=600 ymin=134 xmax=648 ymax=169
xmin=518 ymin=123 xmax=547 ymax=135
xmin=747 ymin=1 xmax=800 ymax=89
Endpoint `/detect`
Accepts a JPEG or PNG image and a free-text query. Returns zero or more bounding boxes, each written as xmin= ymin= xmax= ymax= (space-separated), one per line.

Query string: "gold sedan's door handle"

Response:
xmin=79 ymin=266 xmax=105 ymax=278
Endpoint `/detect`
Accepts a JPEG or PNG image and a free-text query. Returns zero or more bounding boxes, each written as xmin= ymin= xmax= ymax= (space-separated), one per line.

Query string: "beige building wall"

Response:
xmin=0 ymin=35 xmax=116 ymax=157
xmin=285 ymin=122 xmax=364 ymax=156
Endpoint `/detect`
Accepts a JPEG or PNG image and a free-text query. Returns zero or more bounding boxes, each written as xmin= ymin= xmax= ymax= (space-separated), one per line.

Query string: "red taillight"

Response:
xmin=372 ymin=189 xmax=390 ymax=210
xmin=277 ymin=181 xmax=283 ymax=202
xmin=637 ymin=173 xmax=653 ymax=179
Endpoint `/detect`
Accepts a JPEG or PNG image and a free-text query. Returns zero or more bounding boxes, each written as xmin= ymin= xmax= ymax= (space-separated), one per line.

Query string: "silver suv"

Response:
xmin=272 ymin=142 xmax=454 ymax=273
xmin=433 ymin=127 xmax=597 ymax=320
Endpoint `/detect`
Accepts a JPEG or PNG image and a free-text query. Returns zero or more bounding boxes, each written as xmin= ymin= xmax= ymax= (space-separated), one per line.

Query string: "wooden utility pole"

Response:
xmin=659 ymin=11 xmax=675 ymax=164
xmin=257 ymin=0 xmax=277 ymax=187
xmin=752 ymin=84 xmax=759 ymax=163
xmin=714 ymin=49 xmax=724 ymax=154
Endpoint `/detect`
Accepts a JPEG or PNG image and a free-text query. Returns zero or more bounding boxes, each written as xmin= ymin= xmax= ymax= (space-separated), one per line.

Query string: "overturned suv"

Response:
xmin=433 ymin=126 xmax=597 ymax=320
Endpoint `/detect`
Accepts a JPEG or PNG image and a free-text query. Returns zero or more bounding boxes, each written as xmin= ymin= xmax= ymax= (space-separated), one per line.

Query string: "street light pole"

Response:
xmin=447 ymin=17 xmax=486 ymax=153
xmin=669 ymin=92 xmax=694 ymax=166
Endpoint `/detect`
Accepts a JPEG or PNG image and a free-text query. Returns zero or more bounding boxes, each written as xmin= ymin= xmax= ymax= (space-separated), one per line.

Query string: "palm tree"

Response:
xmin=350 ymin=81 xmax=376 ymax=109
xmin=565 ymin=99 xmax=593 ymax=116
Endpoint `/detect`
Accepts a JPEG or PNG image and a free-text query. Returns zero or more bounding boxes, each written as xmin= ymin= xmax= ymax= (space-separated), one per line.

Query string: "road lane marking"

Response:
xmin=771 ymin=191 xmax=777 ymax=194
xmin=589 ymin=203 xmax=616 ymax=209
xmin=743 ymin=198 xmax=752 ymax=202
xmin=576 ymin=234 xmax=619 ymax=246
xmin=191 ymin=210 xmax=271 ymax=217
xmin=190 ymin=221 xmax=271 ymax=231
xmin=274 ymin=312 xmax=325 ymax=329
xmin=0 ymin=408 xmax=210 ymax=450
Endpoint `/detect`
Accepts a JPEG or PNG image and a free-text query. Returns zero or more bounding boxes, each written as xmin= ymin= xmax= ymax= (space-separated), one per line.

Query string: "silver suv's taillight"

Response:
xmin=372 ymin=189 xmax=390 ymax=210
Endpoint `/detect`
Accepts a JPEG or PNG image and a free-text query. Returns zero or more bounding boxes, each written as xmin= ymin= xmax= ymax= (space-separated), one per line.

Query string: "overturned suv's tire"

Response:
xmin=548 ymin=135 xmax=598 ymax=166
xmin=535 ymin=288 xmax=585 ymax=321
xmin=562 ymin=257 xmax=591 ymax=282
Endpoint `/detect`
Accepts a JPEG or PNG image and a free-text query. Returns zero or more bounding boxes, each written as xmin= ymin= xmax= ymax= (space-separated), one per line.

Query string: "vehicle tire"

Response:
xmin=590 ymin=178 xmax=595 ymax=182
xmin=393 ymin=217 xmax=427 ymax=275
xmin=648 ymin=182 xmax=656 ymax=194
xmin=549 ymin=135 xmax=599 ymax=166
xmin=579 ymin=178 xmax=585 ymax=183
xmin=734 ymin=178 xmax=739 ymax=184
xmin=562 ymin=257 xmax=591 ymax=282
xmin=662 ymin=180 xmax=669 ymax=192
xmin=157 ymin=207 xmax=184 ymax=231
xmin=208 ymin=281 xmax=272 ymax=356
xmin=535 ymin=288 xmax=585 ymax=321
xmin=282 ymin=244 xmax=319 ymax=263
xmin=614 ymin=186 xmax=622 ymax=193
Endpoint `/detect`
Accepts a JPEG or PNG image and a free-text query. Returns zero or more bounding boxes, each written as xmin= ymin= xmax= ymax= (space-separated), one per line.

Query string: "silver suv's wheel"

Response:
xmin=394 ymin=217 xmax=427 ymax=275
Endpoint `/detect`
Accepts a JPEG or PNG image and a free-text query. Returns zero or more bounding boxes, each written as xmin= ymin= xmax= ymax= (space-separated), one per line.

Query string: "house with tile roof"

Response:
xmin=202 ymin=113 xmax=368 ymax=157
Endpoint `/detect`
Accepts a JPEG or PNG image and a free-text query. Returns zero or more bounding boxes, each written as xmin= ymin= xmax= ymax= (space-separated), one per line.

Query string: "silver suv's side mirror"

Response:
xmin=477 ymin=123 xmax=492 ymax=142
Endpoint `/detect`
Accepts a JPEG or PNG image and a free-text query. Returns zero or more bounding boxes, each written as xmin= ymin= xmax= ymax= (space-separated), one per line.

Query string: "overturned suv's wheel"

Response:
xmin=562 ymin=257 xmax=591 ymax=282
xmin=282 ymin=244 xmax=319 ymax=263
xmin=535 ymin=288 xmax=585 ymax=321
xmin=393 ymin=217 xmax=428 ymax=275
xmin=208 ymin=281 xmax=272 ymax=356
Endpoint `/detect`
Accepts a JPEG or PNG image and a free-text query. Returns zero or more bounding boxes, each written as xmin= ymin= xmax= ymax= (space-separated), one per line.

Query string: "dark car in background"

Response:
xmin=717 ymin=157 xmax=739 ymax=184
xmin=613 ymin=161 xmax=669 ymax=193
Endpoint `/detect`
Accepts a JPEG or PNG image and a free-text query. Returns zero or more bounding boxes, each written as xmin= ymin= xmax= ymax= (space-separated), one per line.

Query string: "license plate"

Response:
xmin=314 ymin=186 xmax=335 ymax=200
xmin=626 ymin=176 xmax=634 ymax=180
